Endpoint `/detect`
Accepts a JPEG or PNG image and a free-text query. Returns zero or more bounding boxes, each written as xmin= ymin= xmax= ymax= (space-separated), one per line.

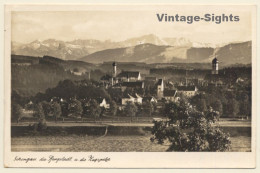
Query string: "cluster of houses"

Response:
xmin=100 ymin=61 xmax=204 ymax=108
xmin=99 ymin=56 xmax=225 ymax=109
xmin=25 ymin=57 xmax=222 ymax=113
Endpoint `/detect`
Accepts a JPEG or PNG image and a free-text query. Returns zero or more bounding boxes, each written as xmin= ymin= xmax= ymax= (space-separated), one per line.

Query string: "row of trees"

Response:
xmin=34 ymin=79 xmax=111 ymax=102
xmin=33 ymin=99 xmax=102 ymax=122
xmin=39 ymin=98 xmax=156 ymax=119
xmin=190 ymin=86 xmax=251 ymax=118
xmin=11 ymin=101 xmax=62 ymax=123
xmin=11 ymin=97 xmax=159 ymax=123
xmin=11 ymin=78 xmax=161 ymax=122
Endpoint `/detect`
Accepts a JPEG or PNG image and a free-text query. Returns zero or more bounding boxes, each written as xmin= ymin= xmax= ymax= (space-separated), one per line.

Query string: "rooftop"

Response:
xmin=122 ymin=81 xmax=144 ymax=88
xmin=176 ymin=86 xmax=197 ymax=91
xmin=117 ymin=71 xmax=140 ymax=78
xmin=156 ymin=79 xmax=163 ymax=86
xmin=212 ymin=57 xmax=218 ymax=63
xmin=163 ymin=90 xmax=177 ymax=97
xmin=123 ymin=93 xmax=143 ymax=99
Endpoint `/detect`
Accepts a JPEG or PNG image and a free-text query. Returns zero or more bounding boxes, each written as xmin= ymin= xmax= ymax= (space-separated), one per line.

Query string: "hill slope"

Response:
xmin=80 ymin=41 xmax=251 ymax=65
xmin=11 ymin=55 xmax=100 ymax=97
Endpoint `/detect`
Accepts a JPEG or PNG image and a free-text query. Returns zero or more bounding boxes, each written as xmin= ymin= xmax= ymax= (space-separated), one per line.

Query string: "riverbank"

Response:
xmin=11 ymin=123 xmax=251 ymax=137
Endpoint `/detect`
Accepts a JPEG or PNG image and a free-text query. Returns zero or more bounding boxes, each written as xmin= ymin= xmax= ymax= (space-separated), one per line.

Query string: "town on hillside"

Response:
xmin=11 ymin=55 xmax=251 ymax=124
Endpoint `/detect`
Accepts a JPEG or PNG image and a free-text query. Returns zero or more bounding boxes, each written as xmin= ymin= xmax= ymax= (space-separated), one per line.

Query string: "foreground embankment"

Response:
xmin=11 ymin=122 xmax=252 ymax=152
xmin=11 ymin=123 xmax=251 ymax=137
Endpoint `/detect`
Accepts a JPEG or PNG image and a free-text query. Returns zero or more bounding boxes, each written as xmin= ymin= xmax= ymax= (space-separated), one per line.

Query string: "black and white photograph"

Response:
xmin=4 ymin=4 xmax=257 ymax=168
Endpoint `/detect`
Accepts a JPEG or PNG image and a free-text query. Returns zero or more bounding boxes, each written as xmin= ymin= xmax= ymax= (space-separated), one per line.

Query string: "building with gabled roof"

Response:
xmin=121 ymin=93 xmax=143 ymax=105
xmin=163 ymin=90 xmax=177 ymax=102
xmin=96 ymin=98 xmax=110 ymax=109
xmin=120 ymin=81 xmax=144 ymax=92
xmin=117 ymin=71 xmax=141 ymax=82
xmin=176 ymin=86 xmax=198 ymax=97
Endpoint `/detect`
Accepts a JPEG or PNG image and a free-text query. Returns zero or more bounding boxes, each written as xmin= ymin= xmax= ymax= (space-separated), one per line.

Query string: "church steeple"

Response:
xmin=112 ymin=61 xmax=117 ymax=77
xmin=212 ymin=55 xmax=219 ymax=75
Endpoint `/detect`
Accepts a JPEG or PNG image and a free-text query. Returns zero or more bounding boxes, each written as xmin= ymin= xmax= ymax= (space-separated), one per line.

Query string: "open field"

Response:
xmin=11 ymin=135 xmax=251 ymax=152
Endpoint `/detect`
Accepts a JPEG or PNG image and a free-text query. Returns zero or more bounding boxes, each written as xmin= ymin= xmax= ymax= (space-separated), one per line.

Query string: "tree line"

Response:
xmin=11 ymin=79 xmax=160 ymax=123
xmin=190 ymin=85 xmax=251 ymax=118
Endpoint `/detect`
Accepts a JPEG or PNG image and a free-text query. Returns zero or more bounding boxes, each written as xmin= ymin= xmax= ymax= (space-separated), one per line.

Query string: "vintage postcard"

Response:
xmin=4 ymin=4 xmax=256 ymax=168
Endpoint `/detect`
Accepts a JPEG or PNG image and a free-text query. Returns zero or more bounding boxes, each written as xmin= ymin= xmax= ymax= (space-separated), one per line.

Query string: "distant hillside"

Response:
xmin=215 ymin=41 xmax=252 ymax=65
xmin=80 ymin=41 xmax=251 ymax=65
xmin=11 ymin=55 xmax=40 ymax=64
xmin=80 ymin=44 xmax=170 ymax=64
xmin=11 ymin=54 xmax=96 ymax=71
xmin=11 ymin=55 xmax=100 ymax=97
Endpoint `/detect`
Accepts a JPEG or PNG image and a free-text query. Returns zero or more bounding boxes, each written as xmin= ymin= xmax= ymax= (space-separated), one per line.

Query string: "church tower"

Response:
xmin=112 ymin=61 xmax=117 ymax=77
xmin=156 ymin=79 xmax=164 ymax=99
xmin=111 ymin=62 xmax=117 ymax=86
xmin=212 ymin=56 xmax=219 ymax=75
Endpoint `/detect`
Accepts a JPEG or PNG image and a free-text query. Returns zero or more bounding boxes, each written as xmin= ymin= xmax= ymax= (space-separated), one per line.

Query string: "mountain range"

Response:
xmin=80 ymin=41 xmax=251 ymax=66
xmin=12 ymin=34 xmax=251 ymax=65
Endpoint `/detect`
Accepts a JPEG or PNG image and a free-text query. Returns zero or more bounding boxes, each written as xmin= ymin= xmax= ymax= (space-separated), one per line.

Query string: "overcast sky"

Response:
xmin=11 ymin=5 xmax=253 ymax=45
